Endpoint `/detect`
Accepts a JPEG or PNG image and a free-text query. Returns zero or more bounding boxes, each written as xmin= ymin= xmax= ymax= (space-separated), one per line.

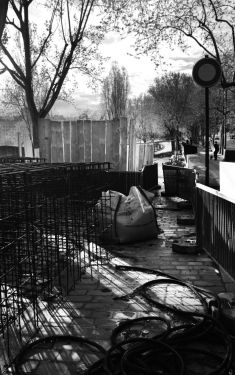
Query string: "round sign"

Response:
xmin=192 ymin=57 xmax=221 ymax=87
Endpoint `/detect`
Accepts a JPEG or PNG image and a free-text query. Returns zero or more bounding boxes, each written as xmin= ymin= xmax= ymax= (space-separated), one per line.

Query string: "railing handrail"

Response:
xmin=196 ymin=182 xmax=235 ymax=204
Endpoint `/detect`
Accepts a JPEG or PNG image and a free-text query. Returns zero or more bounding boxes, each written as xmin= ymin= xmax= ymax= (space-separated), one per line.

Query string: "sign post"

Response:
xmin=205 ymin=87 xmax=210 ymax=186
xmin=192 ymin=56 xmax=221 ymax=186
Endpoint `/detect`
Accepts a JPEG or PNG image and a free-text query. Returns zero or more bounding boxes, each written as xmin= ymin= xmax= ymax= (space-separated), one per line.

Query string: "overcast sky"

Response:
xmin=53 ymin=30 xmax=203 ymax=117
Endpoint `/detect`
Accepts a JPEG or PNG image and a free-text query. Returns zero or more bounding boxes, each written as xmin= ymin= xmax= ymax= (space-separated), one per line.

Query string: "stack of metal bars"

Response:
xmin=0 ymin=170 xmax=40 ymax=360
xmin=0 ymin=162 xmax=113 ymax=365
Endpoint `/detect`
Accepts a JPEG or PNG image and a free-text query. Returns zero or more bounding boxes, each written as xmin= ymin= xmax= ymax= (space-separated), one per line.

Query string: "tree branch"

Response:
xmin=0 ymin=59 xmax=25 ymax=88
xmin=199 ymin=0 xmax=207 ymax=25
xmin=208 ymin=0 xmax=235 ymax=54
xmin=9 ymin=0 xmax=22 ymax=21
xmin=60 ymin=0 xmax=67 ymax=43
xmin=0 ymin=41 xmax=26 ymax=79
xmin=66 ymin=0 xmax=73 ymax=43
xmin=39 ymin=43 xmax=68 ymax=116
xmin=31 ymin=0 xmax=59 ymax=69
xmin=197 ymin=18 xmax=222 ymax=63
xmin=74 ymin=0 xmax=95 ymax=45
xmin=5 ymin=16 xmax=21 ymax=32
xmin=39 ymin=0 xmax=96 ymax=117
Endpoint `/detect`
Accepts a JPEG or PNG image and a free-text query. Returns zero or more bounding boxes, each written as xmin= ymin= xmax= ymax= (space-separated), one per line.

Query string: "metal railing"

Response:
xmin=196 ymin=183 xmax=235 ymax=280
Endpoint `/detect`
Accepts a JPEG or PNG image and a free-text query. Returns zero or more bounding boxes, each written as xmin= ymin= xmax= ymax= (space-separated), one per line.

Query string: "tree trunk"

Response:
xmin=32 ymin=114 xmax=39 ymax=151
xmin=27 ymin=109 xmax=39 ymax=153
xmin=0 ymin=0 xmax=8 ymax=41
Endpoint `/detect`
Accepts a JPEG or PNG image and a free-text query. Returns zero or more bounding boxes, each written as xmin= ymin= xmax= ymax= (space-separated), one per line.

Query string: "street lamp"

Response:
xmin=192 ymin=56 xmax=222 ymax=186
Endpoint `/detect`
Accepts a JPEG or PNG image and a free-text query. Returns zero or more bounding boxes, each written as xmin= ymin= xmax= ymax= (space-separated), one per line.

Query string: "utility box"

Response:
xmin=224 ymin=149 xmax=235 ymax=162
xmin=182 ymin=143 xmax=198 ymax=155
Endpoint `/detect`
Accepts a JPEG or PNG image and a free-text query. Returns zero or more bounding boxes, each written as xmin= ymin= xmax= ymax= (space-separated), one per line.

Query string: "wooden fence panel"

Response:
xmin=71 ymin=121 xmax=79 ymax=162
xmin=51 ymin=121 xmax=63 ymax=162
xmin=38 ymin=118 xmax=51 ymax=162
xmin=105 ymin=120 xmax=112 ymax=163
xmin=110 ymin=119 xmax=120 ymax=170
xmin=92 ymin=120 xmax=105 ymax=162
xmin=84 ymin=120 xmax=91 ymax=162
xmin=63 ymin=121 xmax=70 ymax=162
xmin=38 ymin=117 xmax=138 ymax=170
xmin=77 ymin=120 xmax=85 ymax=163
xmin=138 ymin=144 xmax=145 ymax=170
xmin=128 ymin=119 xmax=135 ymax=171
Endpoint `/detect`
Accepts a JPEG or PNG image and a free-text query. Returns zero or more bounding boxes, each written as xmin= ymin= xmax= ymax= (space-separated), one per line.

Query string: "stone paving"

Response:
xmin=21 ymin=189 xmax=232 ymax=340
xmin=5 ymin=164 xmax=235 ymax=373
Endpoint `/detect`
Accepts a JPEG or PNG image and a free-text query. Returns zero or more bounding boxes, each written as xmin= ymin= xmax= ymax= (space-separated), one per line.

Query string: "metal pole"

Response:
xmin=224 ymin=89 xmax=227 ymax=150
xmin=205 ymin=87 xmax=210 ymax=186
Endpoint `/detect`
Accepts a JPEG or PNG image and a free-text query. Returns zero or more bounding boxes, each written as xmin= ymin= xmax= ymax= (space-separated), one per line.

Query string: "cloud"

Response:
xmin=104 ymin=33 xmax=120 ymax=45
xmin=56 ymin=32 xmax=204 ymax=115
xmin=171 ymin=55 xmax=200 ymax=63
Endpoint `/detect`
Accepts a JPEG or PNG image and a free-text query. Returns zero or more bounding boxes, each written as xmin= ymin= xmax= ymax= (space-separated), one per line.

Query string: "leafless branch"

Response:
xmin=66 ymin=0 xmax=73 ymax=43
xmin=199 ymin=0 xmax=207 ymax=25
xmin=31 ymin=0 xmax=59 ymax=68
xmin=9 ymin=0 xmax=22 ymax=21
xmin=5 ymin=16 xmax=21 ymax=31
xmin=60 ymin=0 xmax=67 ymax=43
xmin=0 ymin=56 xmax=25 ymax=87
xmin=39 ymin=43 xmax=68 ymax=115
xmin=0 ymin=59 xmax=25 ymax=88
xmin=208 ymin=0 xmax=235 ymax=53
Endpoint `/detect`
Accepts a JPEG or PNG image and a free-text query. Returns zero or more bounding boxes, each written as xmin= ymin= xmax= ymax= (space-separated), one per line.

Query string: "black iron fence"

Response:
xmin=196 ymin=183 xmax=235 ymax=280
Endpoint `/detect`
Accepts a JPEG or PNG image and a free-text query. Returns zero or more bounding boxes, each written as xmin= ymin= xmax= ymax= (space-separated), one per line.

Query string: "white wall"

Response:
xmin=220 ymin=162 xmax=235 ymax=199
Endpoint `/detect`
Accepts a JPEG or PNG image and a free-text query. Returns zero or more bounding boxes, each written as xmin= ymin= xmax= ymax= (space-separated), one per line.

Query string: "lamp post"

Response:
xmin=192 ymin=56 xmax=222 ymax=186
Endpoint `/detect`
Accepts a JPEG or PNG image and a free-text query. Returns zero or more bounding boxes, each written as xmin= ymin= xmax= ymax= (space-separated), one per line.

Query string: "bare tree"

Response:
xmin=0 ymin=0 xmax=109 ymax=153
xmin=102 ymin=61 xmax=130 ymax=119
xmin=149 ymin=72 xmax=195 ymax=146
xmin=128 ymin=94 xmax=161 ymax=141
